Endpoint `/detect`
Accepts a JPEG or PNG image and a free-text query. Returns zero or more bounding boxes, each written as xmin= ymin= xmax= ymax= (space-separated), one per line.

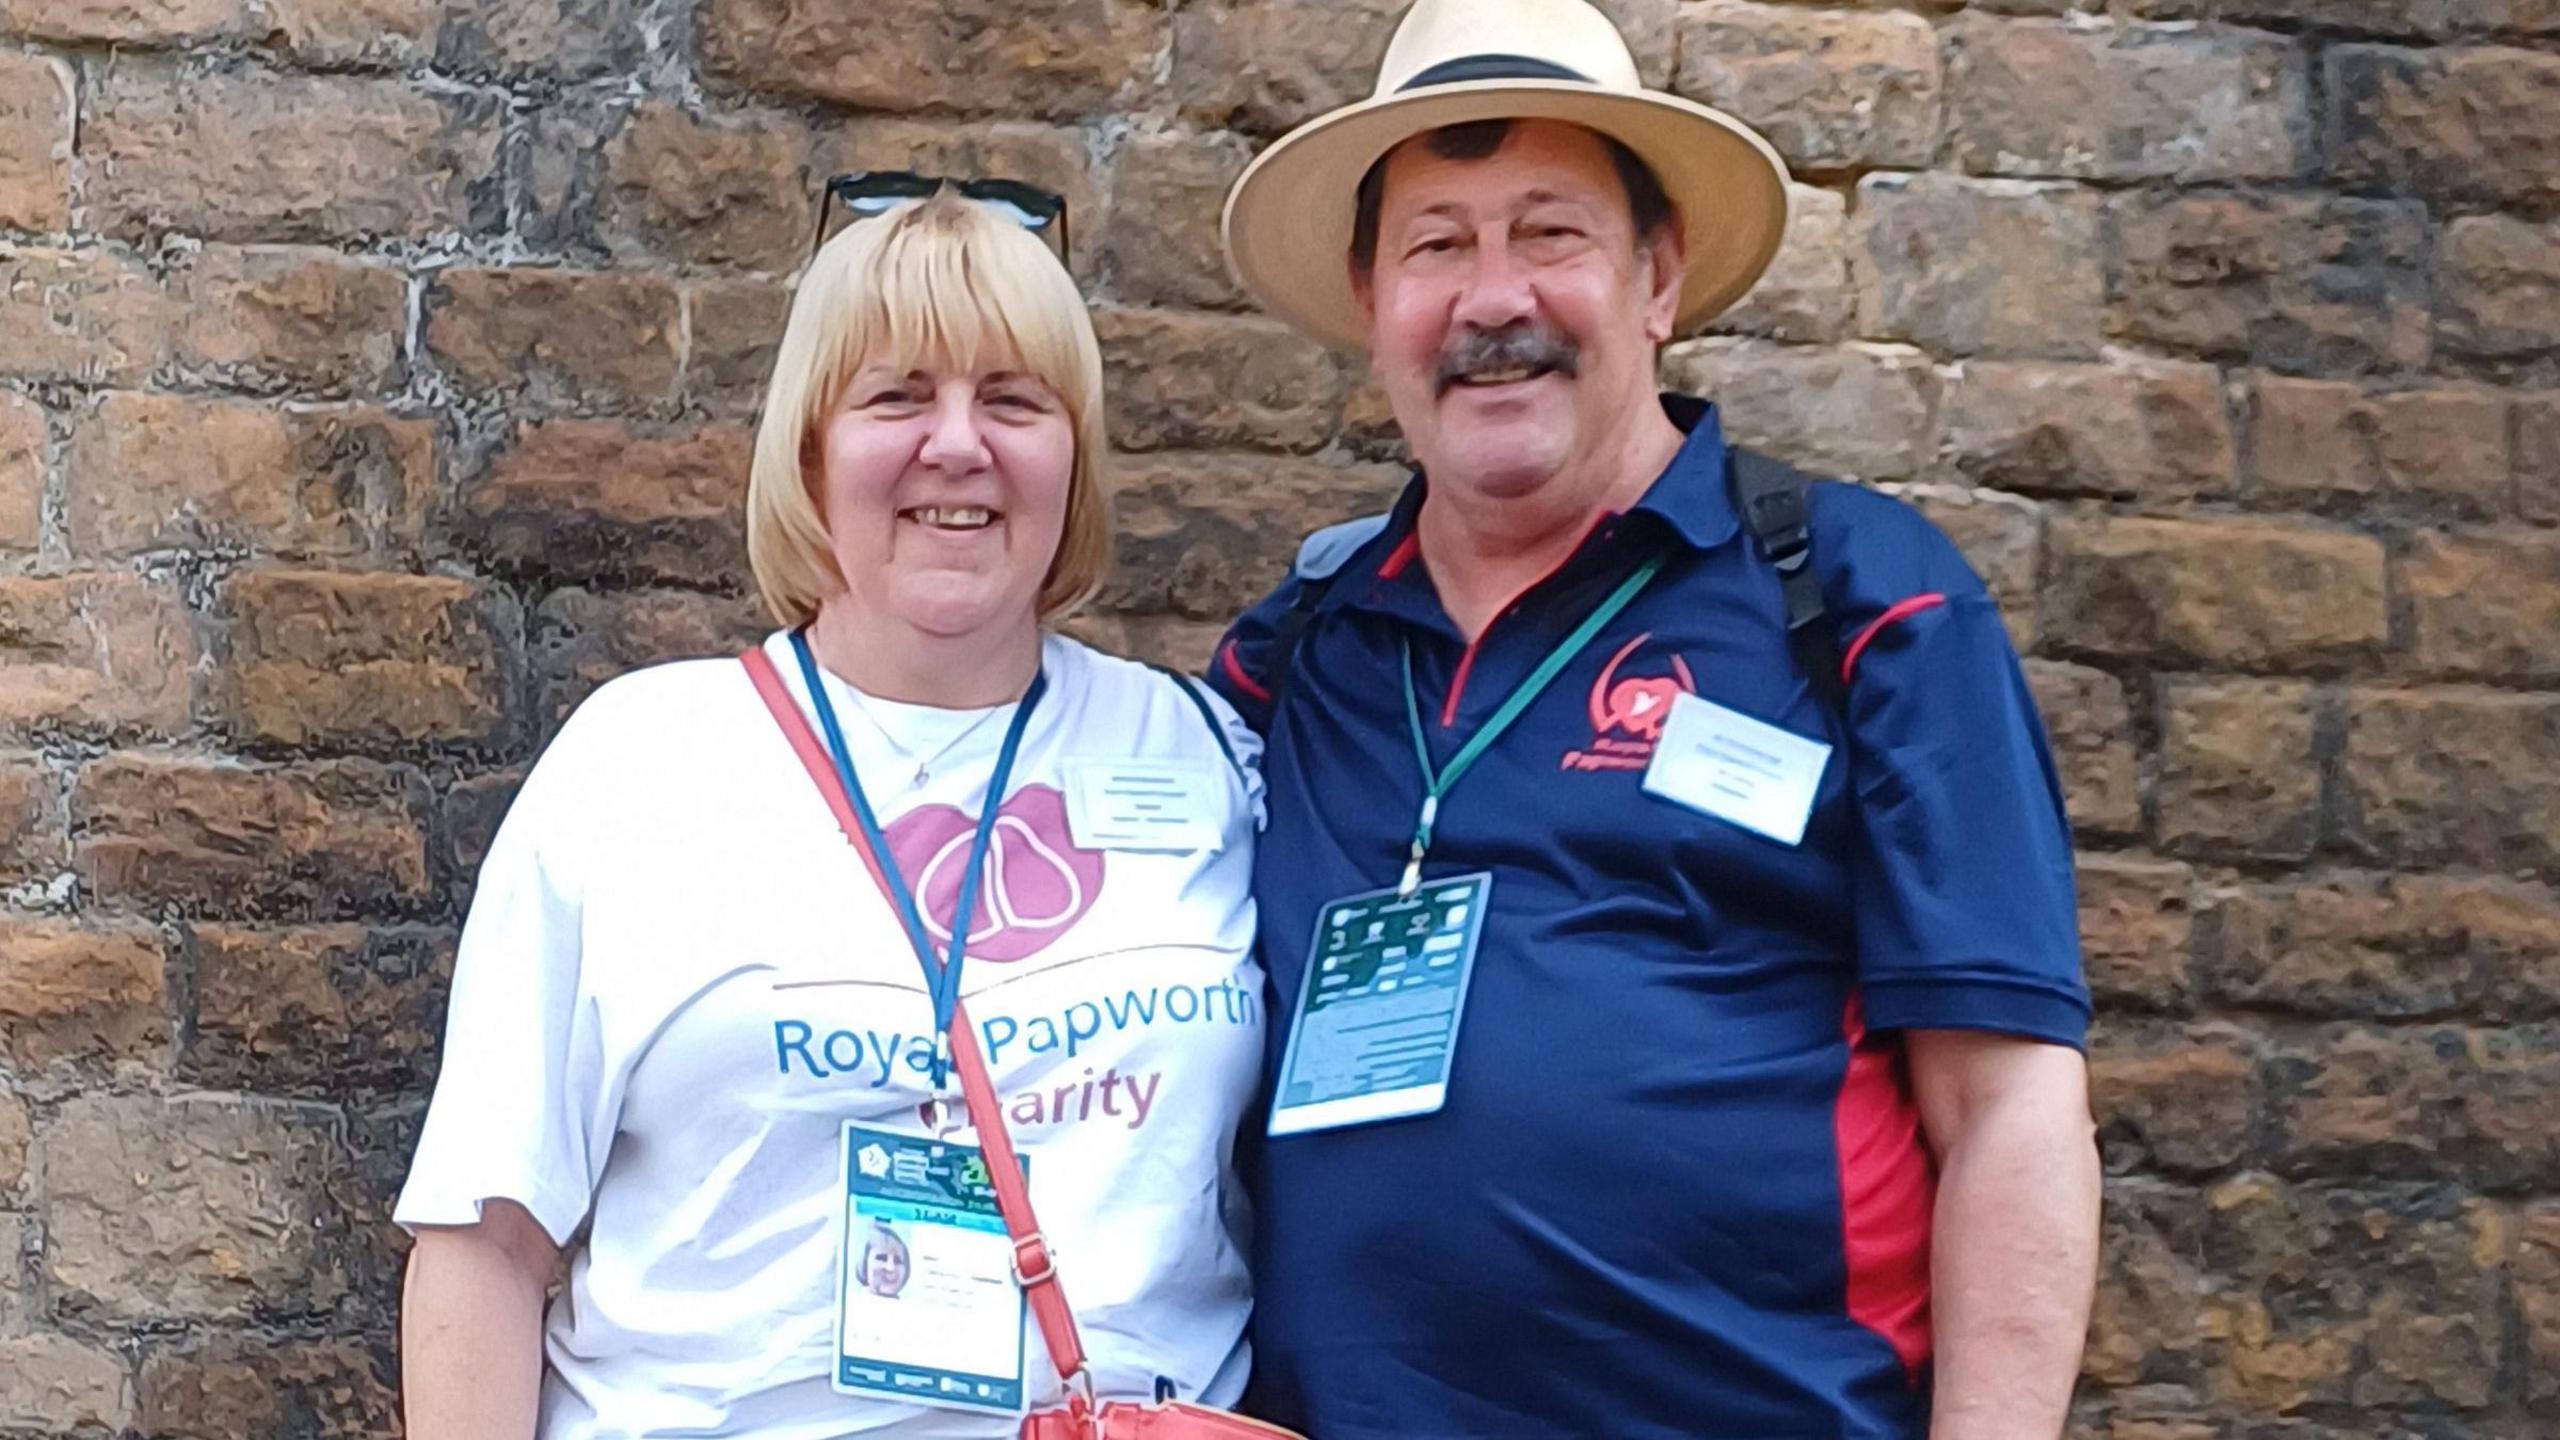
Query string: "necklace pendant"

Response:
xmin=914 ymin=762 xmax=932 ymax=788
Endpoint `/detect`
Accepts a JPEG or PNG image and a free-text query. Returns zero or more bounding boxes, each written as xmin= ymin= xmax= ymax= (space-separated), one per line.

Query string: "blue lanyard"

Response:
xmin=789 ymin=629 xmax=1046 ymax=1084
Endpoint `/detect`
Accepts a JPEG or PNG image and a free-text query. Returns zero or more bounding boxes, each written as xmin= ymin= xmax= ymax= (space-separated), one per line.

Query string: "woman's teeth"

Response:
xmin=904 ymin=506 xmax=996 ymax=529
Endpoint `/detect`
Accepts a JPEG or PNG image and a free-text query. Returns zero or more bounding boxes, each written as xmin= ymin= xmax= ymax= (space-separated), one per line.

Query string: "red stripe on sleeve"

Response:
xmin=1840 ymin=593 xmax=1948 ymax=684
xmin=1218 ymin=640 xmax=1273 ymax=704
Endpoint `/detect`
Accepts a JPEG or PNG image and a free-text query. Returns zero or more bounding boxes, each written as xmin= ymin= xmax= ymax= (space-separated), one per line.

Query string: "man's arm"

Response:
xmin=1908 ymin=1029 xmax=2099 ymax=1440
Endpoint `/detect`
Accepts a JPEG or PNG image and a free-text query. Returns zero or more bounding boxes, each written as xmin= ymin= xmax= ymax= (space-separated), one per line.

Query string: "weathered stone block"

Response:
xmin=2523 ymin=392 xmax=2560 ymax=524
xmin=2205 ymin=1177 xmax=2506 ymax=1412
xmin=1173 ymin=0 xmax=1404 ymax=135
xmin=2157 ymin=678 xmax=2325 ymax=861
xmin=1937 ymin=359 xmax=2235 ymax=500
xmin=434 ymin=767 xmax=523 ymax=905
xmin=426 ymin=268 xmax=682 ymax=411
xmin=66 ymin=394 xmax=431 ymax=560
xmin=1856 ymin=174 xmax=2105 ymax=359
xmin=1106 ymin=453 xmax=1408 ymax=622
xmin=1675 ymin=1 xmax=1942 ymax=171
xmin=2440 ymin=215 xmax=2560 ymax=362
xmin=0 ymin=920 xmax=166 ymax=1069
xmin=2107 ymin=192 xmax=2431 ymax=376
xmin=0 ymin=1334 xmax=128 ymax=1433
xmin=2177 ymin=0 xmax=2557 ymax=36
xmin=706 ymin=0 xmax=1159 ymax=119
xmin=1949 ymin=16 xmax=2308 ymax=181
xmin=2400 ymin=529 xmax=2560 ymax=684
xmin=1058 ymin=611 xmax=1230 ymax=675
xmin=2523 ymin=1204 xmax=2560 ymax=1408
xmin=222 ymin=571 xmax=517 ymax=748
xmin=83 ymin=66 xmax=504 ymax=242
xmin=0 ymin=1089 xmax=25 ymax=1193
xmin=0 ymin=574 xmax=191 ymax=739
xmin=0 ymin=389 xmax=40 ymax=550
xmin=462 ymin=419 xmax=752 ymax=586
xmin=528 ymin=587 xmax=769 ymax=731
xmin=2023 ymin=660 xmax=2139 ymax=834
xmin=2207 ymin=873 xmax=2560 ymax=1019
xmin=600 ymin=101 xmax=814 ymax=273
xmin=2338 ymin=687 xmax=2560 ymax=874
xmin=1660 ymin=339 xmax=1938 ymax=481
xmin=1101 ymin=130 xmax=1255 ymax=311
xmin=2091 ymin=1020 xmax=2259 ymax=1173
xmin=1712 ymin=184 xmax=1853 ymax=345
xmin=169 ymin=245 xmax=410 ymax=397
xmin=0 ymin=0 xmax=238 ymax=42
xmin=35 ymin=1092 xmax=349 ymax=1322
xmin=2274 ymin=1026 xmax=2560 ymax=1189
xmin=0 ymin=50 xmax=73 ymax=232
xmin=2249 ymin=379 xmax=2510 ymax=519
xmin=0 ymin=751 xmax=55 ymax=881
xmin=2328 ymin=44 xmax=2560 ymax=210
xmin=2046 ymin=517 xmax=2386 ymax=667
xmin=74 ymin=755 xmax=431 ymax=915
xmin=437 ymin=0 xmax=652 ymax=79
xmin=2076 ymin=853 xmax=2196 ymax=1012
xmin=684 ymin=279 xmax=792 ymax=418
xmin=259 ymin=0 xmax=438 ymax=68
xmin=138 ymin=1336 xmax=397 ymax=1440
xmin=1095 ymin=307 xmax=1343 ymax=454
xmin=2086 ymin=1182 xmax=2210 ymax=1389
xmin=0 ymin=246 xmax=172 ymax=386
xmin=187 ymin=923 xmax=452 ymax=1095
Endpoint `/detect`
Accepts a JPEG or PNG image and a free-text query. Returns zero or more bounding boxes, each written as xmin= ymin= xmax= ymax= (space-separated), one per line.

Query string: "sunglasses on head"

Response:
xmin=811 ymin=171 xmax=1071 ymax=263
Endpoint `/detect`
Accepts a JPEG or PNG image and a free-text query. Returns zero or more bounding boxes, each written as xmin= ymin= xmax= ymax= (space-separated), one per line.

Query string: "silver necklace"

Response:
xmin=837 ymin=684 xmax=1006 ymax=789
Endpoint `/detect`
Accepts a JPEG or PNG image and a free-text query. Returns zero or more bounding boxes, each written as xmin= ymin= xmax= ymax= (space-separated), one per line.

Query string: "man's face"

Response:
xmin=1356 ymin=119 xmax=1684 ymax=507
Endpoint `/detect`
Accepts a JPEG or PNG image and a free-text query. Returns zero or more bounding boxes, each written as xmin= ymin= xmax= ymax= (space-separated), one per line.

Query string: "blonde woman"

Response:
xmin=397 ymin=183 xmax=1266 ymax=1439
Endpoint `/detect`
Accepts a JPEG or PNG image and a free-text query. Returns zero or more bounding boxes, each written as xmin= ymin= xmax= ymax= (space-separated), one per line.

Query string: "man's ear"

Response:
xmin=1638 ymin=221 xmax=1686 ymax=346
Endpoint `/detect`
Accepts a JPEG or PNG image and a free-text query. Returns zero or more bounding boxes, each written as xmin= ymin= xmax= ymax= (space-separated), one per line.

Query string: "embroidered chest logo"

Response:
xmin=1562 ymin=633 xmax=1696 ymax=773
xmin=883 ymin=784 xmax=1105 ymax=962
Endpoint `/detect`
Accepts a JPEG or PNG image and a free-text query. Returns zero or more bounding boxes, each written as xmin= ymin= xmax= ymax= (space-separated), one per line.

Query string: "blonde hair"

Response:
xmin=746 ymin=191 xmax=1110 ymax=628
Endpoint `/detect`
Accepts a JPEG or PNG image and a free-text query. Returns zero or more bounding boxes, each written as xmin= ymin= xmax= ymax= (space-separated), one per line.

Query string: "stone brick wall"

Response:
xmin=0 ymin=0 xmax=2553 ymax=1435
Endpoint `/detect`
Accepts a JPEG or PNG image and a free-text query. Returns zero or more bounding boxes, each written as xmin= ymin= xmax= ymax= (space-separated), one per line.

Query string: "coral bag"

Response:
xmin=742 ymin=650 xmax=1306 ymax=1440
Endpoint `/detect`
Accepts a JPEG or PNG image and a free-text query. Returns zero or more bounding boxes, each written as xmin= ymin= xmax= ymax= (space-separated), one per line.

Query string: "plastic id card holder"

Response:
xmin=833 ymin=1124 xmax=1027 ymax=1414
xmin=1267 ymin=872 xmax=1493 ymax=1137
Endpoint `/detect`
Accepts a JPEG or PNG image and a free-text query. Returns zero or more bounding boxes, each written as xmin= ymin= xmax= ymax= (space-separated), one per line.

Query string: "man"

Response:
xmin=1206 ymin=2 xmax=2100 ymax=1437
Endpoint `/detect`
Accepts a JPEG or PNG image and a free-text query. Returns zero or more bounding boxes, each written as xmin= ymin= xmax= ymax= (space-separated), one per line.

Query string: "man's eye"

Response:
xmin=1409 ymin=237 xmax=1459 ymax=257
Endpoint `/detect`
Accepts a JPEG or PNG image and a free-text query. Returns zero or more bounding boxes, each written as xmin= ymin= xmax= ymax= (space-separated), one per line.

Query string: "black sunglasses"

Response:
xmin=811 ymin=171 xmax=1071 ymax=264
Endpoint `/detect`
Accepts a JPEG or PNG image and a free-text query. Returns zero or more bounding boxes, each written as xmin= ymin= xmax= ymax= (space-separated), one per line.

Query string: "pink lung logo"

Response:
xmin=883 ymin=784 xmax=1104 ymax=963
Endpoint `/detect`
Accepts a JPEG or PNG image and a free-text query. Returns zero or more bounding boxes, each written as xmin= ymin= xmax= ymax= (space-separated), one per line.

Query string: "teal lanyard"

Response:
xmin=790 ymin=629 xmax=1045 ymax=1087
xmin=1396 ymin=553 xmax=1667 ymax=896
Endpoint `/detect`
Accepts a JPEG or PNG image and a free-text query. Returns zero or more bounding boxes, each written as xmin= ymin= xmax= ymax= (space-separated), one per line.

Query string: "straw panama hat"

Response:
xmin=1222 ymin=0 xmax=1793 ymax=350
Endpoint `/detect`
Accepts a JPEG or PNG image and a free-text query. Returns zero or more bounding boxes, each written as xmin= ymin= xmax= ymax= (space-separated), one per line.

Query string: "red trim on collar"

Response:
xmin=1841 ymin=594 xmax=1947 ymax=684
xmin=1378 ymin=531 xmax=1421 ymax=579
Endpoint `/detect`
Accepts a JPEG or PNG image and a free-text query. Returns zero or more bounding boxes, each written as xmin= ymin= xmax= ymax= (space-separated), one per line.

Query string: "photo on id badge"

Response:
xmin=834 ymin=1123 xmax=1028 ymax=1414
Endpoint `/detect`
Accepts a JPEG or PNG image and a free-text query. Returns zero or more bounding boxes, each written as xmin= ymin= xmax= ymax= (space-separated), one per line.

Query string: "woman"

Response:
xmin=397 ymin=191 xmax=1266 ymax=1438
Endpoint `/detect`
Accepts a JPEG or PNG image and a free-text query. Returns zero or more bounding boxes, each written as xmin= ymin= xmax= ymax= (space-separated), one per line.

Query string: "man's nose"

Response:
xmin=920 ymin=384 xmax=992 ymax=472
xmin=1449 ymin=230 xmax=1536 ymax=332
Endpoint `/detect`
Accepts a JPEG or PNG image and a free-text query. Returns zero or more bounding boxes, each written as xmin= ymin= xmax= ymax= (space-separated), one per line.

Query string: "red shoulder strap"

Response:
xmin=739 ymin=646 xmax=1094 ymax=1394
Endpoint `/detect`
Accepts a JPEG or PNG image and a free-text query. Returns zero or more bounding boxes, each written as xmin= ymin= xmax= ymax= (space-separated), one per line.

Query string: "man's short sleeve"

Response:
xmin=1206 ymin=573 xmax=1312 ymax=737
xmin=1835 ymin=510 xmax=2089 ymax=1050
xmin=394 ymin=727 xmax=620 ymax=1245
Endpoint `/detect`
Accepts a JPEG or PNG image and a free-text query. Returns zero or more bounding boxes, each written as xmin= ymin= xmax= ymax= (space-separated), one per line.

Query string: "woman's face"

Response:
xmin=865 ymin=1239 xmax=910 ymax=1296
xmin=815 ymin=361 xmax=1075 ymax=643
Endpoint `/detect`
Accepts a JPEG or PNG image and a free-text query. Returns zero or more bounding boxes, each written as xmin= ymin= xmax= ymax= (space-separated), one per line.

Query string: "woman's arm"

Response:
xmin=400 ymin=1199 xmax=560 ymax=1440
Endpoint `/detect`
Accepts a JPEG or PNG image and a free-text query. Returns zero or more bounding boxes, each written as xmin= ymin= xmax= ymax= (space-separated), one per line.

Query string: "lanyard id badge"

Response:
xmin=834 ymin=1123 xmax=1029 ymax=1413
xmin=1268 ymin=871 xmax=1494 ymax=1135
xmin=1268 ymin=549 xmax=1665 ymax=1139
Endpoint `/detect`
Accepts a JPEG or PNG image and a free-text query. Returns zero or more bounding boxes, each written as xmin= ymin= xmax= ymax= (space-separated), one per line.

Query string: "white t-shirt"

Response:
xmin=397 ymin=632 xmax=1267 ymax=1439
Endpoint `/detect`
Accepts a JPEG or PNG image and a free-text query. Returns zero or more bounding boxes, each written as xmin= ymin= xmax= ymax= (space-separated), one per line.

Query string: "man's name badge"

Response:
xmin=1063 ymin=756 xmax=1222 ymax=851
xmin=1268 ymin=872 xmax=1492 ymax=1137
xmin=1641 ymin=691 xmax=1832 ymax=847
xmin=833 ymin=1124 xmax=1027 ymax=1414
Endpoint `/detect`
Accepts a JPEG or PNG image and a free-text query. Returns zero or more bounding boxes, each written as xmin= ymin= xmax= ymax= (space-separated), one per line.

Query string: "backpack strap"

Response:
xmin=1148 ymin=664 xmax=1248 ymax=788
xmin=1729 ymin=447 xmax=1846 ymax=713
xmin=1265 ymin=513 xmax=1391 ymax=706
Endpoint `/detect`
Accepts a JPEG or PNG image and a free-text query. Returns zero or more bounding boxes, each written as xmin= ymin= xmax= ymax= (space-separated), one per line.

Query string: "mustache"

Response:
xmin=1433 ymin=324 xmax=1581 ymax=395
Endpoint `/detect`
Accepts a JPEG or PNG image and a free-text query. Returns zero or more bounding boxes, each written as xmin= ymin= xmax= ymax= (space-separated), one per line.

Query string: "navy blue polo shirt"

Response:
xmin=1208 ymin=395 xmax=2087 ymax=1440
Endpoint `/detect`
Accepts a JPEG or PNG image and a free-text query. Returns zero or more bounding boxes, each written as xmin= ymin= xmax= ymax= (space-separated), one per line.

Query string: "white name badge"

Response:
xmin=1641 ymin=691 xmax=1832 ymax=847
xmin=833 ymin=1124 xmax=1027 ymax=1415
xmin=1063 ymin=757 xmax=1222 ymax=851
xmin=1268 ymin=872 xmax=1492 ymax=1137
